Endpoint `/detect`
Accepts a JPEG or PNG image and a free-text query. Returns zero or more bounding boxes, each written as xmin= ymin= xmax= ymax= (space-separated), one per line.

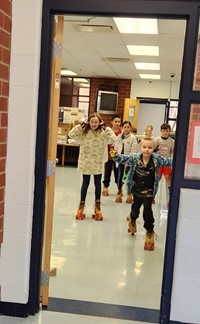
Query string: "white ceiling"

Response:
xmin=61 ymin=15 xmax=186 ymax=82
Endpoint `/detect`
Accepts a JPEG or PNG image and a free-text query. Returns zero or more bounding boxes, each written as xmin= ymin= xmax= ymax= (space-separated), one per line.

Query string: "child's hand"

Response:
xmin=81 ymin=120 xmax=88 ymax=128
xmin=109 ymin=148 xmax=118 ymax=158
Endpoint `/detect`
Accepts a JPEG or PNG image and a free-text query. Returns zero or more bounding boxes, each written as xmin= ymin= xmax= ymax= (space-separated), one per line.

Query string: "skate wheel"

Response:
xmin=76 ymin=213 xmax=85 ymax=220
xmin=128 ymin=228 xmax=131 ymax=233
xmin=115 ymin=198 xmax=122 ymax=203
xmin=126 ymin=199 xmax=133 ymax=204
xmin=144 ymin=243 xmax=154 ymax=251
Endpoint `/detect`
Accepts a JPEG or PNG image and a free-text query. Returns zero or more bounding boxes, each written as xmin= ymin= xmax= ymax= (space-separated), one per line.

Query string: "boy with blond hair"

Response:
xmin=110 ymin=137 xmax=172 ymax=251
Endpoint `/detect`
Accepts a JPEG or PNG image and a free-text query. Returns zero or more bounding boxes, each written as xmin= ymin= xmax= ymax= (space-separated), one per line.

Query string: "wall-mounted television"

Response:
xmin=96 ymin=90 xmax=118 ymax=114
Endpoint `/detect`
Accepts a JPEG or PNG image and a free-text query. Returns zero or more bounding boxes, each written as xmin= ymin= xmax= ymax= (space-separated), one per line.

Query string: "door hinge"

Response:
xmin=41 ymin=271 xmax=49 ymax=286
xmin=46 ymin=160 xmax=56 ymax=176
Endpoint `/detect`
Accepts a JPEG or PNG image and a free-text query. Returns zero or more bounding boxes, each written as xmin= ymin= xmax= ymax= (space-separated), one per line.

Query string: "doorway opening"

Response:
xmin=40 ymin=13 xmax=186 ymax=322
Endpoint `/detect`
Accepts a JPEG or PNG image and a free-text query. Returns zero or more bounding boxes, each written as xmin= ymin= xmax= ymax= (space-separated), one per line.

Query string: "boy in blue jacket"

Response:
xmin=110 ymin=137 xmax=172 ymax=251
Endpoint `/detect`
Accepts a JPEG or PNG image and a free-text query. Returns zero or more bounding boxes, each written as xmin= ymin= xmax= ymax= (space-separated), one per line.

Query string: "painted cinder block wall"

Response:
xmin=0 ymin=0 xmax=11 ymax=243
xmin=0 ymin=0 xmax=42 ymax=303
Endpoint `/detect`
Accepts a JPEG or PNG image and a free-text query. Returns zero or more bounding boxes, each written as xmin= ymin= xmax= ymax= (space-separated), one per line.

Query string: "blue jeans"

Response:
xmin=81 ymin=174 xmax=102 ymax=201
xmin=117 ymin=163 xmax=125 ymax=191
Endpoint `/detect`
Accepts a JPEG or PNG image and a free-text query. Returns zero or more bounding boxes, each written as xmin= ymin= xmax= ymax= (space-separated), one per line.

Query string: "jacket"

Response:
xmin=69 ymin=124 xmax=116 ymax=175
xmin=113 ymin=152 xmax=172 ymax=196
xmin=115 ymin=132 xmax=137 ymax=155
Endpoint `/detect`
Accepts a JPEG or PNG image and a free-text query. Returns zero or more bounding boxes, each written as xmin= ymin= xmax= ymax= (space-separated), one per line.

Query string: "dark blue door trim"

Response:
xmin=1 ymin=1 xmax=199 ymax=322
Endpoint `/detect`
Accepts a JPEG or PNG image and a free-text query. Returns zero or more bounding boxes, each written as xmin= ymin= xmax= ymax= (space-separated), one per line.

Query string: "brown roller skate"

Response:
xmin=127 ymin=218 xmax=137 ymax=236
xmin=144 ymin=230 xmax=154 ymax=251
xmin=126 ymin=193 xmax=133 ymax=204
xmin=92 ymin=199 xmax=103 ymax=221
xmin=115 ymin=190 xmax=123 ymax=203
xmin=76 ymin=201 xmax=86 ymax=220
xmin=102 ymin=186 xmax=109 ymax=196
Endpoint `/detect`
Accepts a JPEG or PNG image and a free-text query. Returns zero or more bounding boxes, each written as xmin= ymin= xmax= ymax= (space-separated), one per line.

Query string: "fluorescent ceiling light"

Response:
xmin=74 ymin=78 xmax=89 ymax=83
xmin=113 ymin=18 xmax=158 ymax=34
xmin=140 ymin=74 xmax=161 ymax=79
xmin=134 ymin=62 xmax=160 ymax=70
xmin=127 ymin=45 xmax=159 ymax=56
xmin=61 ymin=69 xmax=77 ymax=76
xmin=80 ymin=83 xmax=90 ymax=87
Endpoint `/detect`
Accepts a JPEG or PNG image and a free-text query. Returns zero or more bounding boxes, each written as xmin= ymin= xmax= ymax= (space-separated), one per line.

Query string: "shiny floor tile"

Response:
xmin=1 ymin=165 xmax=168 ymax=323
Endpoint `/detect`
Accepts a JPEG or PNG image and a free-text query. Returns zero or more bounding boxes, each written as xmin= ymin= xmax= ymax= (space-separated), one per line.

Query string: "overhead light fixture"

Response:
xmin=61 ymin=69 xmax=77 ymax=76
xmin=127 ymin=45 xmax=159 ymax=56
xmin=74 ymin=78 xmax=89 ymax=83
xmin=79 ymin=83 xmax=90 ymax=87
xmin=113 ymin=18 xmax=158 ymax=34
xmin=139 ymin=74 xmax=161 ymax=79
xmin=75 ymin=24 xmax=113 ymax=32
xmin=105 ymin=57 xmax=130 ymax=62
xmin=134 ymin=62 xmax=160 ymax=70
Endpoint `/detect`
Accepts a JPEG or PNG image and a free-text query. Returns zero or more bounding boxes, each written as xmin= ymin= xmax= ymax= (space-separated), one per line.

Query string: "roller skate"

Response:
xmin=115 ymin=189 xmax=123 ymax=203
xmin=102 ymin=186 xmax=109 ymax=196
xmin=126 ymin=193 xmax=133 ymax=204
xmin=76 ymin=201 xmax=86 ymax=220
xmin=127 ymin=218 xmax=137 ymax=236
xmin=92 ymin=199 xmax=103 ymax=221
xmin=144 ymin=230 xmax=154 ymax=251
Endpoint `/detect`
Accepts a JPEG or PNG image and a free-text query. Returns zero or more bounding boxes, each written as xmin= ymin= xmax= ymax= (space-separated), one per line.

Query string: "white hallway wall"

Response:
xmin=0 ymin=0 xmax=42 ymax=303
xmin=0 ymin=1 xmax=199 ymax=323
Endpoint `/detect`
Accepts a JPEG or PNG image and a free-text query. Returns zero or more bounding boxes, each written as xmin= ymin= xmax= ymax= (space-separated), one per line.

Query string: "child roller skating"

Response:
xmin=68 ymin=112 xmax=116 ymax=222
xmin=114 ymin=121 xmax=137 ymax=204
xmin=110 ymin=137 xmax=172 ymax=251
xmin=92 ymin=199 xmax=103 ymax=221
xmin=76 ymin=201 xmax=86 ymax=220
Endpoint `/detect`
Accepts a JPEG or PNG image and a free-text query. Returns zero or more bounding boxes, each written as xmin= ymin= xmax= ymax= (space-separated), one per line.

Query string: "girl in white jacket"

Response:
xmin=115 ymin=121 xmax=137 ymax=203
xmin=68 ymin=112 xmax=116 ymax=220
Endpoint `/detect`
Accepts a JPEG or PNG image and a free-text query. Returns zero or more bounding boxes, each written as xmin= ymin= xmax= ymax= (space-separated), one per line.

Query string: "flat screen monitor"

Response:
xmin=96 ymin=90 xmax=118 ymax=114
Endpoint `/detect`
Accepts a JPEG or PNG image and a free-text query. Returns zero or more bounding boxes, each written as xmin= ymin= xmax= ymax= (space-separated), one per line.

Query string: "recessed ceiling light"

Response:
xmin=74 ymin=78 xmax=89 ymax=83
xmin=61 ymin=69 xmax=77 ymax=76
xmin=127 ymin=45 xmax=159 ymax=56
xmin=79 ymin=83 xmax=90 ymax=87
xmin=75 ymin=24 xmax=113 ymax=32
xmin=134 ymin=62 xmax=160 ymax=70
xmin=113 ymin=18 xmax=158 ymax=34
xmin=139 ymin=74 xmax=161 ymax=79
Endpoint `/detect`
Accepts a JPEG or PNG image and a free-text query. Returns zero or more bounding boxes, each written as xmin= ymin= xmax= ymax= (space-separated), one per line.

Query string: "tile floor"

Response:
xmin=1 ymin=165 xmax=169 ymax=324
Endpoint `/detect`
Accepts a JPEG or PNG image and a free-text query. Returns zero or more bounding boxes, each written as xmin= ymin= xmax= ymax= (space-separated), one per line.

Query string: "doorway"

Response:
xmin=41 ymin=12 xmax=186 ymax=321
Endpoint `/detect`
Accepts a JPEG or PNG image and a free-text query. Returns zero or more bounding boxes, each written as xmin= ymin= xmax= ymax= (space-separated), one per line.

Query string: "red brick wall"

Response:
xmin=190 ymin=40 xmax=200 ymax=123
xmin=89 ymin=78 xmax=131 ymax=126
xmin=0 ymin=0 xmax=11 ymax=243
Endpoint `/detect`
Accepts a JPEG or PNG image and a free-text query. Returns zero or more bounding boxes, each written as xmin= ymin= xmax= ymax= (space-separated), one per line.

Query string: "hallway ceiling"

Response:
xmin=61 ymin=16 xmax=186 ymax=82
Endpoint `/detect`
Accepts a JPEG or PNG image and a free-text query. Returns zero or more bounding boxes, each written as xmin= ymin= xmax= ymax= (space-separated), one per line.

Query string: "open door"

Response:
xmin=40 ymin=15 xmax=64 ymax=306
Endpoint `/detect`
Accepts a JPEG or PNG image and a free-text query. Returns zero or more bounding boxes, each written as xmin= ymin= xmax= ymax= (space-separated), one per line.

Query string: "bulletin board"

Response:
xmin=188 ymin=121 xmax=200 ymax=163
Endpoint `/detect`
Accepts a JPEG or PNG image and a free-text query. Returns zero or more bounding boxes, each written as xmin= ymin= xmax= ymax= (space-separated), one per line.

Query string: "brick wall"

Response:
xmin=89 ymin=78 xmax=131 ymax=125
xmin=0 ymin=0 xmax=11 ymax=243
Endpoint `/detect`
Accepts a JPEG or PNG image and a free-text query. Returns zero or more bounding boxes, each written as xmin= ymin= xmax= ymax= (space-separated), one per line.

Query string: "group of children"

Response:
xmin=68 ymin=112 xmax=174 ymax=251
